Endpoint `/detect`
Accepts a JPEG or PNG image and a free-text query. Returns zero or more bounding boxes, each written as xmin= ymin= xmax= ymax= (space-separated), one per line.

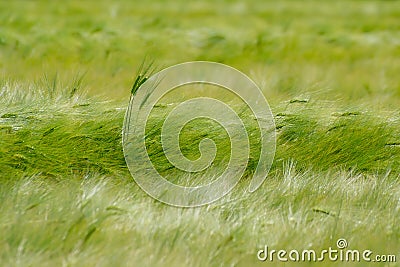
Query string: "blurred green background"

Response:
xmin=1 ymin=0 xmax=399 ymax=107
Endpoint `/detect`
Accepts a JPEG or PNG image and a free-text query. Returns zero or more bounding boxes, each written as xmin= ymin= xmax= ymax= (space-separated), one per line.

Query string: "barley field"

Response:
xmin=0 ymin=1 xmax=399 ymax=266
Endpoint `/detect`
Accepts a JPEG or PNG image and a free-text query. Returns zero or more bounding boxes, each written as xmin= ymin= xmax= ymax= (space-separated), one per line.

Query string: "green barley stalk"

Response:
xmin=123 ymin=59 xmax=157 ymax=143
